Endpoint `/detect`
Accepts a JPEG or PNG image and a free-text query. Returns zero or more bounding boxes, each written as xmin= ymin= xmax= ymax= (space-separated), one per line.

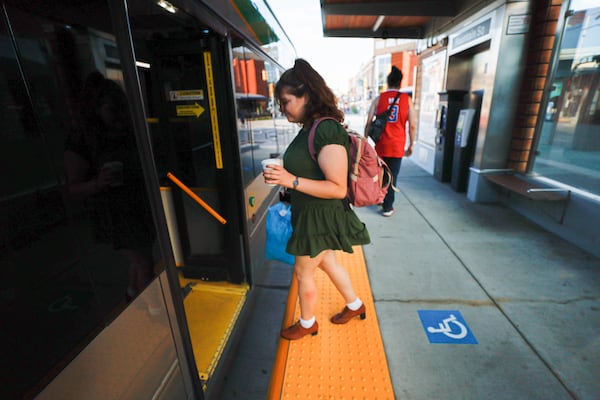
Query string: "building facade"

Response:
xmin=348 ymin=0 xmax=599 ymax=257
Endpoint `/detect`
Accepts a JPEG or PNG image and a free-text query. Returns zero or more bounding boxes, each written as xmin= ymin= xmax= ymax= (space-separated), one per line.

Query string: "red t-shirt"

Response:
xmin=374 ymin=90 xmax=409 ymax=158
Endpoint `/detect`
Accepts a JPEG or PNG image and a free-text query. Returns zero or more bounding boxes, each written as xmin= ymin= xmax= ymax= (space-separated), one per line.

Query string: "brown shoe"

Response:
xmin=280 ymin=320 xmax=319 ymax=340
xmin=330 ymin=304 xmax=366 ymax=324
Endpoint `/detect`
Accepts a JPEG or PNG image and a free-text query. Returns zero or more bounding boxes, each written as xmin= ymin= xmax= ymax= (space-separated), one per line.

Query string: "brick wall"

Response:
xmin=391 ymin=51 xmax=417 ymax=90
xmin=508 ymin=0 xmax=562 ymax=172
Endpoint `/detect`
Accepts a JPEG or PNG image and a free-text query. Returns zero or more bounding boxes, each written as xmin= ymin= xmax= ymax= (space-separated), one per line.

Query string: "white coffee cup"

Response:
xmin=102 ymin=161 xmax=124 ymax=187
xmin=261 ymin=158 xmax=282 ymax=186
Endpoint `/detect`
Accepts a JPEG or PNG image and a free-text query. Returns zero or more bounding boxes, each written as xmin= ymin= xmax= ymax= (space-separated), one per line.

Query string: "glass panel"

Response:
xmin=233 ymin=44 xmax=294 ymax=187
xmin=532 ymin=0 xmax=600 ymax=195
xmin=153 ymin=49 xmax=227 ymax=256
xmin=375 ymin=54 xmax=392 ymax=93
xmin=0 ymin=2 xmax=163 ymax=397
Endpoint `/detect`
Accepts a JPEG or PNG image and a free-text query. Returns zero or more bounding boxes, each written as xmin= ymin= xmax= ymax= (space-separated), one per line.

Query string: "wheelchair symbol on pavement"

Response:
xmin=426 ymin=314 xmax=467 ymax=339
xmin=418 ymin=310 xmax=478 ymax=344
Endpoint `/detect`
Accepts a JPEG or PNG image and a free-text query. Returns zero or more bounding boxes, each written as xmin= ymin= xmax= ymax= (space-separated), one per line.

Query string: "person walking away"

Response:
xmin=364 ymin=66 xmax=416 ymax=217
xmin=263 ymin=58 xmax=371 ymax=340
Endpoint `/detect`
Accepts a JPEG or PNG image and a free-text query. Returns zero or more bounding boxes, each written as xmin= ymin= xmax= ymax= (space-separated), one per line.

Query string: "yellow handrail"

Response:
xmin=166 ymin=172 xmax=227 ymax=225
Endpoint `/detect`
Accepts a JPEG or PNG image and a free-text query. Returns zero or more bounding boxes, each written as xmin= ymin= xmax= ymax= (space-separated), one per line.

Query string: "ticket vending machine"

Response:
xmin=451 ymin=90 xmax=483 ymax=192
xmin=434 ymin=90 xmax=467 ymax=182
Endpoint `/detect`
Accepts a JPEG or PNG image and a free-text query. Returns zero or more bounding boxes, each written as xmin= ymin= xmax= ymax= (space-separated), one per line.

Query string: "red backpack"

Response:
xmin=308 ymin=117 xmax=396 ymax=207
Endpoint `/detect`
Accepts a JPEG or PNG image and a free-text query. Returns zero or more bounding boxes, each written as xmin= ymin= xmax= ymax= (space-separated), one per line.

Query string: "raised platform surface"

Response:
xmin=268 ymin=246 xmax=394 ymax=399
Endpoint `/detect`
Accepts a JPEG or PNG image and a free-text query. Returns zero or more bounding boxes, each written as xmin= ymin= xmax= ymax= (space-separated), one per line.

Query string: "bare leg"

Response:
xmin=318 ymin=250 xmax=357 ymax=304
xmin=294 ymin=253 xmax=323 ymax=320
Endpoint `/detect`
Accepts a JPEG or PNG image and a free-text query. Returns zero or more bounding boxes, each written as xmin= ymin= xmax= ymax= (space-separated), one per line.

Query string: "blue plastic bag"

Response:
xmin=265 ymin=202 xmax=294 ymax=265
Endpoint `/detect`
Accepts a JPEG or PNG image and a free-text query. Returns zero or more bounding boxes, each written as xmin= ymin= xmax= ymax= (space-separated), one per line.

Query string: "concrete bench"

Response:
xmin=483 ymin=170 xmax=571 ymax=223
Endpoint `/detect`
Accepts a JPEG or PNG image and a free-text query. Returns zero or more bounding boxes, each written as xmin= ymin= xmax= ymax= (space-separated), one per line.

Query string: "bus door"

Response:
xmin=148 ymin=37 xmax=245 ymax=283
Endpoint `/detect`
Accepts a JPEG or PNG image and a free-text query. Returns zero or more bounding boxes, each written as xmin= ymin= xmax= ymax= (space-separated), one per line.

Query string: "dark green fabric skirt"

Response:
xmin=286 ymin=197 xmax=370 ymax=257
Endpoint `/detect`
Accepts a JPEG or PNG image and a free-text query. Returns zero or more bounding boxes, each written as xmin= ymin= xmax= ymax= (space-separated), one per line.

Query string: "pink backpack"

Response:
xmin=308 ymin=117 xmax=396 ymax=207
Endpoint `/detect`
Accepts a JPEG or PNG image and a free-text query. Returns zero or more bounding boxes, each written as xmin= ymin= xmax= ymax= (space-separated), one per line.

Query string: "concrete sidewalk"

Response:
xmin=219 ymin=157 xmax=599 ymax=400
xmin=356 ymin=158 xmax=600 ymax=400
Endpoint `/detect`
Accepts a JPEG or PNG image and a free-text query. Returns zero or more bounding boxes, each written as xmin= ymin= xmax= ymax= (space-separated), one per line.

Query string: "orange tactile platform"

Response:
xmin=268 ymin=246 xmax=395 ymax=399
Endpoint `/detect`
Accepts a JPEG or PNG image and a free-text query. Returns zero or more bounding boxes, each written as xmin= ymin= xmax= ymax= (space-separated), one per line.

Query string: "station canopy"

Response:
xmin=320 ymin=0 xmax=461 ymax=39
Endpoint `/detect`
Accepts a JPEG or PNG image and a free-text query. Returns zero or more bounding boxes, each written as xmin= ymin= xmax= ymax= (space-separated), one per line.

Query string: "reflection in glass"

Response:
xmin=233 ymin=45 xmax=294 ymax=186
xmin=533 ymin=3 xmax=600 ymax=195
xmin=0 ymin=3 xmax=162 ymax=398
xmin=64 ymin=71 xmax=156 ymax=300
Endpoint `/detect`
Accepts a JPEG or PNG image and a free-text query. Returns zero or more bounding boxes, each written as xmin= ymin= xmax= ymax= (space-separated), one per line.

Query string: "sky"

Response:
xmin=267 ymin=0 xmax=374 ymax=93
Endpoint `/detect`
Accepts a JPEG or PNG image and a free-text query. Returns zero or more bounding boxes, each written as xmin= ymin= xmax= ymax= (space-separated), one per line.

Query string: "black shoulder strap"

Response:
xmin=387 ymin=91 xmax=401 ymax=111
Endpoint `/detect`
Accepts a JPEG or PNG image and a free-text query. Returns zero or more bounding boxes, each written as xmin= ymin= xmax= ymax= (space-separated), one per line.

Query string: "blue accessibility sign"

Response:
xmin=418 ymin=310 xmax=478 ymax=344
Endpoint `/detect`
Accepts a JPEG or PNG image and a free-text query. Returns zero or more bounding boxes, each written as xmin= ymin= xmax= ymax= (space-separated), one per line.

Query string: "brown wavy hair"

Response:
xmin=275 ymin=58 xmax=344 ymax=128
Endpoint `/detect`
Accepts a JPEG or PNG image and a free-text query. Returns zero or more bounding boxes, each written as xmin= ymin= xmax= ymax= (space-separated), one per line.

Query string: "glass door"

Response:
xmin=146 ymin=37 xmax=245 ymax=283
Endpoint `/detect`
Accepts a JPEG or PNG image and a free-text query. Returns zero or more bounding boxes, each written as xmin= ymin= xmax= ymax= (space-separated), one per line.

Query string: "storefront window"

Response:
xmin=533 ymin=0 xmax=600 ymax=195
xmin=374 ymin=54 xmax=391 ymax=93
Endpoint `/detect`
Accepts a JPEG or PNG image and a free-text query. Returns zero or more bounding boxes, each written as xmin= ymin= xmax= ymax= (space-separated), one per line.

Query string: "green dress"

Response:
xmin=283 ymin=119 xmax=370 ymax=257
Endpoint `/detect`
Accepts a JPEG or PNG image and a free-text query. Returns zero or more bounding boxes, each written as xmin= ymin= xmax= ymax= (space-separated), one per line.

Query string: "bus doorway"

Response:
xmin=146 ymin=37 xmax=245 ymax=284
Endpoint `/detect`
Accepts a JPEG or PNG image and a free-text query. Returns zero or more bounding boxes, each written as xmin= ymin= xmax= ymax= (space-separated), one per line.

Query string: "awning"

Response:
xmin=320 ymin=0 xmax=463 ymax=39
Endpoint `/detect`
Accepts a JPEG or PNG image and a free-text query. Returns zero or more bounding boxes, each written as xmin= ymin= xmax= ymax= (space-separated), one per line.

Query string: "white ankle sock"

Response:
xmin=347 ymin=297 xmax=363 ymax=311
xmin=300 ymin=316 xmax=315 ymax=328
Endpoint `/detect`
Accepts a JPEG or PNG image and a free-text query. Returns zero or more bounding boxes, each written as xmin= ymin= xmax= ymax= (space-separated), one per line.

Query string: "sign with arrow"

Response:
xmin=176 ymin=102 xmax=205 ymax=118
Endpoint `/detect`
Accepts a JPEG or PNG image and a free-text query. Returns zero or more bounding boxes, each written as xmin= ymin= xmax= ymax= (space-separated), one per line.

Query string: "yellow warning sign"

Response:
xmin=170 ymin=90 xmax=204 ymax=101
xmin=204 ymin=51 xmax=223 ymax=169
xmin=176 ymin=103 xmax=205 ymax=118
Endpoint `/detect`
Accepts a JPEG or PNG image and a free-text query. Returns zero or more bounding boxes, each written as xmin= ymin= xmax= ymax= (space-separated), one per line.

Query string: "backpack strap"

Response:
xmin=390 ymin=90 xmax=401 ymax=108
xmin=381 ymin=90 xmax=401 ymax=114
xmin=351 ymin=133 xmax=363 ymax=178
xmin=307 ymin=117 xmax=337 ymax=162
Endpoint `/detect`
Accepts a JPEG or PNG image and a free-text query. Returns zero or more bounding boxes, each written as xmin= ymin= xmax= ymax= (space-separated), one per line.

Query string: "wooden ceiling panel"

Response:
xmin=326 ymin=14 xmax=379 ymax=31
xmin=381 ymin=15 xmax=431 ymax=28
xmin=321 ymin=0 xmax=459 ymax=39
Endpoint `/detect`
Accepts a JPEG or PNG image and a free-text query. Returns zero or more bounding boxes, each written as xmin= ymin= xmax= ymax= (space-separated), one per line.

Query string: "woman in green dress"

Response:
xmin=263 ymin=59 xmax=370 ymax=340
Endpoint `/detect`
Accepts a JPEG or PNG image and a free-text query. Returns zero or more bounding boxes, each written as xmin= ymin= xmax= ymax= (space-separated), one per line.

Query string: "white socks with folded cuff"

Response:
xmin=300 ymin=316 xmax=316 ymax=329
xmin=299 ymin=297 xmax=363 ymax=328
xmin=347 ymin=297 xmax=363 ymax=311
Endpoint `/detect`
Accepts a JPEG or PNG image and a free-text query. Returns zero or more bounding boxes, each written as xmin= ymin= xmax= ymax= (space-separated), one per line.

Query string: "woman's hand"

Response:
xmin=262 ymin=144 xmax=347 ymax=199
xmin=263 ymin=164 xmax=294 ymax=188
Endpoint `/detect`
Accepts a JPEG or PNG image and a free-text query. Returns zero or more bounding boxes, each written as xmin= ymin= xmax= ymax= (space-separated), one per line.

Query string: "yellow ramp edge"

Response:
xmin=180 ymin=274 xmax=248 ymax=382
xmin=270 ymin=246 xmax=395 ymax=399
